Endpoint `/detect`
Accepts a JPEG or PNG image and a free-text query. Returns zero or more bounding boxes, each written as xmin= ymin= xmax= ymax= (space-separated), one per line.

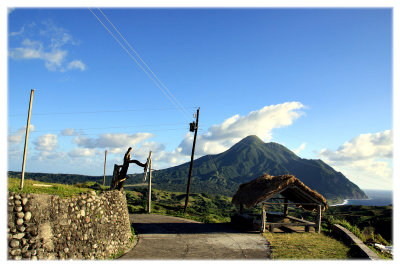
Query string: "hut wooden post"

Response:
xmin=315 ymin=205 xmax=322 ymax=234
xmin=283 ymin=197 xmax=289 ymax=216
xmin=261 ymin=204 xmax=266 ymax=233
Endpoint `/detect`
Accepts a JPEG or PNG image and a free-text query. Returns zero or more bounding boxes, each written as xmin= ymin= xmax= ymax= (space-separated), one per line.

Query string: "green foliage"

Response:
xmin=325 ymin=205 xmax=392 ymax=243
xmin=130 ymin=225 xmax=136 ymax=243
xmin=125 ymin=187 xmax=236 ymax=223
xmin=321 ymin=213 xmax=392 ymax=260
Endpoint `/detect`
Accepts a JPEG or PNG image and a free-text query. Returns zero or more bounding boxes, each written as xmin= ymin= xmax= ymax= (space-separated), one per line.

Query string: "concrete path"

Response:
xmin=119 ymin=214 xmax=270 ymax=260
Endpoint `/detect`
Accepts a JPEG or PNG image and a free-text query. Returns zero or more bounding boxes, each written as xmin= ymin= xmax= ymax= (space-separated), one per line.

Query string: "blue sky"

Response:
xmin=5 ymin=7 xmax=394 ymax=190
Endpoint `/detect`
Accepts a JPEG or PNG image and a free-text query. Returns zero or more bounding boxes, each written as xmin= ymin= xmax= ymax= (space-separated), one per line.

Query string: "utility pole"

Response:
xmin=20 ymin=89 xmax=34 ymax=190
xmin=103 ymin=150 xmax=107 ymax=186
xmin=148 ymin=157 xmax=152 ymax=213
xmin=184 ymin=107 xmax=200 ymax=214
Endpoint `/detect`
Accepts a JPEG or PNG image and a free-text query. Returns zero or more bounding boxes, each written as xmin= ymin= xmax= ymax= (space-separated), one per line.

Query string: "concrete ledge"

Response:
xmin=332 ymin=224 xmax=380 ymax=260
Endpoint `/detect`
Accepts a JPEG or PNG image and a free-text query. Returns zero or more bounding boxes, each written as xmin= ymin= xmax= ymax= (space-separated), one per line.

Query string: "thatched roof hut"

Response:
xmin=232 ymin=174 xmax=327 ymax=211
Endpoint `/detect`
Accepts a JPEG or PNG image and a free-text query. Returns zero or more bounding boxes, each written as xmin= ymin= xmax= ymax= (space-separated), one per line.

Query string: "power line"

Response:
xmin=88 ymin=8 xmax=191 ymax=120
xmin=8 ymin=122 xmax=188 ymax=134
xmin=9 ymin=106 xmax=197 ymax=117
xmin=97 ymin=8 xmax=192 ymax=119
xmin=9 ymin=128 xmax=189 ymax=136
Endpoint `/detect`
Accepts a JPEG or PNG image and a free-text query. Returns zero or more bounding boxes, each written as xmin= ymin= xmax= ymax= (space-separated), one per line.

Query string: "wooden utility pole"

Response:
xmin=148 ymin=157 xmax=152 ymax=213
xmin=184 ymin=107 xmax=200 ymax=213
xmin=103 ymin=150 xmax=107 ymax=186
xmin=20 ymin=89 xmax=34 ymax=190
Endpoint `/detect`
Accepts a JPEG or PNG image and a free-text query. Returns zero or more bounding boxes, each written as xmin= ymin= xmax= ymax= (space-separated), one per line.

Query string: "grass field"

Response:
xmin=8 ymin=177 xmax=93 ymax=198
xmin=264 ymin=232 xmax=351 ymax=259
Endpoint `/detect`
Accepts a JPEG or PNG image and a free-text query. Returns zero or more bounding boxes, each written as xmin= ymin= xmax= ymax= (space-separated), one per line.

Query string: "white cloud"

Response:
xmin=34 ymin=134 xmax=58 ymax=151
xmin=67 ymin=60 xmax=86 ymax=71
xmin=293 ymin=142 xmax=306 ymax=155
xmin=8 ymin=125 xmax=35 ymax=145
xmin=61 ymin=128 xmax=76 ymax=136
xmin=32 ymin=151 xmax=66 ymax=161
xmin=9 ymin=25 xmax=25 ymax=37
xmin=319 ymin=130 xmax=392 ymax=190
xmin=73 ymin=132 xmax=154 ymax=149
xmin=9 ymin=21 xmax=85 ymax=72
xmin=319 ymin=130 xmax=392 ymax=161
xmin=68 ymin=148 xmax=98 ymax=158
xmin=178 ymin=102 xmax=305 ymax=156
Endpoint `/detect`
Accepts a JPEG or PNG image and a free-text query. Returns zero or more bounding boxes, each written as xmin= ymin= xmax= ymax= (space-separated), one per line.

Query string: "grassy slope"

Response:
xmin=264 ymin=232 xmax=351 ymax=259
xmin=8 ymin=177 xmax=93 ymax=197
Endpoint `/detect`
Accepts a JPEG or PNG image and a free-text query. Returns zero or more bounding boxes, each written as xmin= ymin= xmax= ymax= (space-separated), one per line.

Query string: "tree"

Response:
xmin=110 ymin=147 xmax=147 ymax=190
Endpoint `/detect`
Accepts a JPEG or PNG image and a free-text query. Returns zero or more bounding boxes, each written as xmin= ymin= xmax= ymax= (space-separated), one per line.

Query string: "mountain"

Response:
xmin=128 ymin=135 xmax=367 ymax=203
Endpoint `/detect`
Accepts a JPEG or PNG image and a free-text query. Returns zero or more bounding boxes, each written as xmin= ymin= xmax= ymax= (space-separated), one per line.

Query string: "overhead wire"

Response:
xmin=88 ymin=8 xmax=191 ymax=120
xmin=8 ymin=122 xmax=188 ymax=134
xmin=97 ymin=8 xmax=192 ymax=119
xmin=9 ymin=106 xmax=197 ymax=117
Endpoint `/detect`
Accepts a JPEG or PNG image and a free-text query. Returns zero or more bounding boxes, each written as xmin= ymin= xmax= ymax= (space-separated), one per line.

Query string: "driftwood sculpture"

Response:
xmin=110 ymin=147 xmax=147 ymax=190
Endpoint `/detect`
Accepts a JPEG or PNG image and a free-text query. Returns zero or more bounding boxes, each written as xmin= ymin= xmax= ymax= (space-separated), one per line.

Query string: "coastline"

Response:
xmin=329 ymin=198 xmax=371 ymax=207
xmin=330 ymin=189 xmax=393 ymax=207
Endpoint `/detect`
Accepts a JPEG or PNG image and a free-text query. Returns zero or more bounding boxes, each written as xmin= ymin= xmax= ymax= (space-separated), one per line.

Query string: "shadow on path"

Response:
xmin=121 ymin=214 xmax=270 ymax=259
xmin=132 ymin=222 xmax=253 ymax=235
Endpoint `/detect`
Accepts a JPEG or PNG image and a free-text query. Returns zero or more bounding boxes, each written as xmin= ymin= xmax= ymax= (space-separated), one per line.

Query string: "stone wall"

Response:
xmin=7 ymin=190 xmax=133 ymax=260
xmin=332 ymin=224 xmax=380 ymax=260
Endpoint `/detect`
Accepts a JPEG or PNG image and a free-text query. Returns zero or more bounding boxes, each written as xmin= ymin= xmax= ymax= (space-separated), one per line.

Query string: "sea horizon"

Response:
xmin=330 ymin=189 xmax=393 ymax=207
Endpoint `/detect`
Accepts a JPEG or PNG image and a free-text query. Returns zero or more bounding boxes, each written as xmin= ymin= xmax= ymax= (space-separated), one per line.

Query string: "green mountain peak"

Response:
xmin=127 ymin=135 xmax=367 ymax=204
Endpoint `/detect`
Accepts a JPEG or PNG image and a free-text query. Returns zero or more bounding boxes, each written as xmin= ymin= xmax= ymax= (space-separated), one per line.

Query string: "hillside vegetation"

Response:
xmin=127 ymin=135 xmax=367 ymax=203
xmin=9 ymin=135 xmax=368 ymax=205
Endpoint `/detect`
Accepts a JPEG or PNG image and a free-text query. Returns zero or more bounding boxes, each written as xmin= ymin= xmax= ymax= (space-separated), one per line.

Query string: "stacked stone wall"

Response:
xmin=7 ymin=190 xmax=133 ymax=260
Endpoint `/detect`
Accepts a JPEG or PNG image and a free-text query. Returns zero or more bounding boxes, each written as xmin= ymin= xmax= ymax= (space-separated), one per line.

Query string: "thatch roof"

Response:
xmin=231 ymin=174 xmax=327 ymax=211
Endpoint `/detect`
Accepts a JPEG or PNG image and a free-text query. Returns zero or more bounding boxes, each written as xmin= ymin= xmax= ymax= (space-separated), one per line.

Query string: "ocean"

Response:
xmin=332 ymin=189 xmax=393 ymax=206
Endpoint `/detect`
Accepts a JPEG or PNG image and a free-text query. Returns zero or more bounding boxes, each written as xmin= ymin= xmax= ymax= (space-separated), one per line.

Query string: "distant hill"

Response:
xmin=128 ymin=135 xmax=367 ymax=203
xmin=8 ymin=135 xmax=367 ymax=204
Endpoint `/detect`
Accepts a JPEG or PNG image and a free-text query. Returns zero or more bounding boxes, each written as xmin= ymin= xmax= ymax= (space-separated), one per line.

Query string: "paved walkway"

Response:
xmin=119 ymin=214 xmax=270 ymax=260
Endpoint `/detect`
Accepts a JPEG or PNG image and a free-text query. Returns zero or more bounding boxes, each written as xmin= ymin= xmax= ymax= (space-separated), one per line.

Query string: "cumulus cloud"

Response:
xmin=61 ymin=128 xmax=76 ymax=136
xmin=34 ymin=134 xmax=58 ymax=151
xmin=68 ymin=148 xmax=98 ymax=158
xmin=8 ymin=125 xmax=35 ymax=145
xmin=319 ymin=130 xmax=392 ymax=161
xmin=32 ymin=151 xmax=66 ymax=161
xmin=67 ymin=60 xmax=86 ymax=71
xmin=319 ymin=130 xmax=392 ymax=189
xmin=178 ymin=102 xmax=305 ymax=156
xmin=9 ymin=20 xmax=85 ymax=72
xmin=73 ymin=132 xmax=154 ymax=149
